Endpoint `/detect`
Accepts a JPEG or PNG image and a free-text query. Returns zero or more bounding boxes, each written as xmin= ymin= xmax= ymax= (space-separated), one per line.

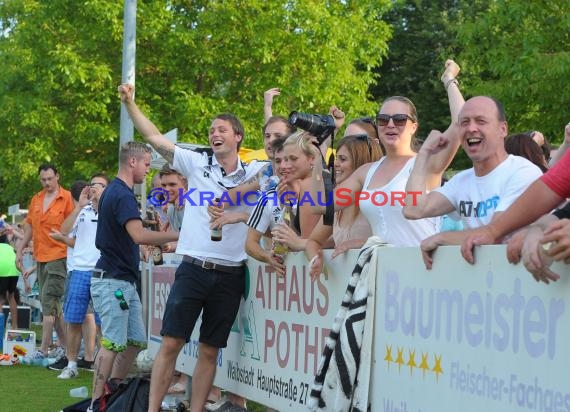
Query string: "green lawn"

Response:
xmin=0 ymin=364 xmax=94 ymax=412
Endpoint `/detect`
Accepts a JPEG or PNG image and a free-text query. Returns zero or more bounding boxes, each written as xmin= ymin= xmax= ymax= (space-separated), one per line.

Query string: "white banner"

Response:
xmin=372 ymin=245 xmax=570 ymax=412
xmin=148 ymin=250 xmax=359 ymax=409
xmin=149 ymin=246 xmax=570 ymax=411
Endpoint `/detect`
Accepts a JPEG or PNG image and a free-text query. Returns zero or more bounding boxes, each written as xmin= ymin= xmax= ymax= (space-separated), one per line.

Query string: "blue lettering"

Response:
xmin=493 ymin=293 xmax=510 ymax=351
xmin=218 ymin=191 xmax=235 ymax=207
xmin=298 ymin=192 xmax=315 ymax=206
xmin=279 ymin=191 xmax=297 ymax=206
xmin=317 ymin=191 xmax=332 ymax=206
xmin=178 ymin=188 xmax=197 ymax=206
xmin=464 ymin=291 xmax=484 ymax=346
xmin=243 ymin=191 xmax=259 ymax=206
xmin=200 ymin=191 xmax=215 ymax=205
xmin=384 ymin=271 xmax=399 ymax=332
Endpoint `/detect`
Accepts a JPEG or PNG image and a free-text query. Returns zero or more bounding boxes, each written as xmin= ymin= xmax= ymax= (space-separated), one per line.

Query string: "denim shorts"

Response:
xmin=90 ymin=278 xmax=146 ymax=352
xmin=64 ymin=270 xmax=101 ymax=324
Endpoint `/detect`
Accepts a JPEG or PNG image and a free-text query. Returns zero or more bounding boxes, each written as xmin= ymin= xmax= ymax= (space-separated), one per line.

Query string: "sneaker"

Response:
xmin=77 ymin=358 xmax=94 ymax=371
xmin=57 ymin=366 xmax=78 ymax=379
xmin=48 ymin=356 xmax=68 ymax=370
xmin=30 ymin=350 xmax=45 ymax=360
xmin=48 ymin=346 xmax=65 ymax=360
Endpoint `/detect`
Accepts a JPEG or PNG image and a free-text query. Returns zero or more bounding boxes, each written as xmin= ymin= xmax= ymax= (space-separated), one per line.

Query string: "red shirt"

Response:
xmin=541 ymin=149 xmax=570 ymax=198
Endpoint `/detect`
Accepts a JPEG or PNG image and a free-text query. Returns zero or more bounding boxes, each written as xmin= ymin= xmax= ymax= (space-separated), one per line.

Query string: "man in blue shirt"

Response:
xmin=88 ymin=141 xmax=178 ymax=411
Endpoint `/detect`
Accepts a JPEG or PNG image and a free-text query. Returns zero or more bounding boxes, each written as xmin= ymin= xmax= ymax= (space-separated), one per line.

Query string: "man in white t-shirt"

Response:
xmin=49 ymin=174 xmax=109 ymax=378
xmin=403 ymin=96 xmax=542 ymax=268
xmin=119 ymin=83 xmax=267 ymax=412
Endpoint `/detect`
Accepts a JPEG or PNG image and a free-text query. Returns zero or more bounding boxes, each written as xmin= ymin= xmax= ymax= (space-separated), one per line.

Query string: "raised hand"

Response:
xmin=441 ymin=59 xmax=460 ymax=84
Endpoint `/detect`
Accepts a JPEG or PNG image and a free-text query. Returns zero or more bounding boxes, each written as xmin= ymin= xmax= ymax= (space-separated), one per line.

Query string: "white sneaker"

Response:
xmin=48 ymin=346 xmax=66 ymax=360
xmin=57 ymin=366 xmax=79 ymax=379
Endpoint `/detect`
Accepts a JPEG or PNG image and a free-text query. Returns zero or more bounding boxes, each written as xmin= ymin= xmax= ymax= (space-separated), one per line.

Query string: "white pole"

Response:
xmin=120 ymin=0 xmax=150 ymax=331
xmin=119 ymin=0 xmax=137 ymax=149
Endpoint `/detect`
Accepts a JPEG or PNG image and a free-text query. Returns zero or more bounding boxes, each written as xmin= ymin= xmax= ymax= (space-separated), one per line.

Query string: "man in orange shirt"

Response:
xmin=16 ymin=163 xmax=74 ymax=359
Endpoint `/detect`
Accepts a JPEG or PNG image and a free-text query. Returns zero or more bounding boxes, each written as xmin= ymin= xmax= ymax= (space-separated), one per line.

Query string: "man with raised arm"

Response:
xmin=403 ymin=63 xmax=542 ymax=268
xmin=118 ymin=83 xmax=267 ymax=412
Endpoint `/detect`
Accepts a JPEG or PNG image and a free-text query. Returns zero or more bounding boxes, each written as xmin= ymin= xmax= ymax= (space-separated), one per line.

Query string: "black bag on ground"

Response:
xmin=100 ymin=377 xmax=150 ymax=412
xmin=59 ymin=377 xmax=150 ymax=412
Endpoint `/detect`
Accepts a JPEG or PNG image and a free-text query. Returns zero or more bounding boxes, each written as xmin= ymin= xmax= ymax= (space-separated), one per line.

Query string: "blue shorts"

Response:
xmin=90 ymin=278 xmax=146 ymax=352
xmin=64 ymin=270 xmax=101 ymax=324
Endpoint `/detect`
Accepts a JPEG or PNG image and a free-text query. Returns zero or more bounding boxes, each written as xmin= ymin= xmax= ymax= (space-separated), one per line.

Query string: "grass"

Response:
xmin=1 ymin=324 xmax=266 ymax=411
xmin=0 ymin=364 xmax=94 ymax=412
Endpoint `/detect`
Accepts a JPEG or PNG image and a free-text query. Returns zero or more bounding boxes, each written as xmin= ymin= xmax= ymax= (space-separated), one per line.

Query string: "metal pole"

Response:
xmin=119 ymin=0 xmax=136 ymax=149
xmin=120 ymin=0 xmax=150 ymax=332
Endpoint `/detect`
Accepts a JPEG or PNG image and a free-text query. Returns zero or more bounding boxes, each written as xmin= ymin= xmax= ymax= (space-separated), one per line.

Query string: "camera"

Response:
xmin=288 ymin=111 xmax=336 ymax=146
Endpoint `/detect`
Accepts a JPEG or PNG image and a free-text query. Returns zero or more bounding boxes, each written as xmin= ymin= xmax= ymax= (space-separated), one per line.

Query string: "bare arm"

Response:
xmin=461 ymin=179 xmax=564 ymax=263
xmin=49 ymin=230 xmax=76 ymax=248
xmin=403 ymin=129 xmax=457 ymax=219
xmin=441 ymin=59 xmax=464 ymax=124
xmin=118 ymin=84 xmax=176 ymax=164
xmin=125 ymin=219 xmax=179 ymax=245
xmin=549 ymin=124 xmax=570 ymax=167
xmin=61 ymin=187 xmax=90 ymax=235
xmin=15 ymin=222 xmax=33 ymax=270
xmin=263 ymin=88 xmax=280 ymax=123
xmin=245 ymin=228 xmax=285 ymax=277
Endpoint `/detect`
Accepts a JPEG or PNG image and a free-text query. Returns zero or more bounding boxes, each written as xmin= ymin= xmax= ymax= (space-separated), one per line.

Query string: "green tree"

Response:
xmin=455 ymin=0 xmax=570 ymax=145
xmin=0 ymin=0 xmax=393 ymax=212
xmin=371 ymin=0 xmax=463 ymax=139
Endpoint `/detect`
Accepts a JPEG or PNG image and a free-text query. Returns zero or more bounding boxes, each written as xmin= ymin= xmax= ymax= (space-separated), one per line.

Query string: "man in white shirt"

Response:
xmin=403 ymin=96 xmax=542 ymax=268
xmin=119 ymin=83 xmax=267 ymax=412
xmin=50 ymin=174 xmax=109 ymax=378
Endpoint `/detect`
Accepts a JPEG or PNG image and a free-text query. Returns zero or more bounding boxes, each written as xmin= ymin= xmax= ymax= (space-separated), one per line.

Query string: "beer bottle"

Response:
xmin=152 ymin=246 xmax=164 ymax=265
xmin=210 ymin=198 xmax=222 ymax=241
xmin=272 ymin=205 xmax=291 ymax=259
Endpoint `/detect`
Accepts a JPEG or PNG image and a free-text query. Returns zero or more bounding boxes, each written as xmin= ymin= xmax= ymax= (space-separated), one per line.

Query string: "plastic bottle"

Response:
xmin=69 ymin=386 xmax=89 ymax=398
xmin=210 ymin=198 xmax=222 ymax=241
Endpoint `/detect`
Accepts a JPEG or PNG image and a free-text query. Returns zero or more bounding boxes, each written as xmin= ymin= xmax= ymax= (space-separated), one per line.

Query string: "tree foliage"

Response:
xmin=455 ymin=0 xmax=570 ymax=144
xmin=0 ymin=0 xmax=392 ymax=212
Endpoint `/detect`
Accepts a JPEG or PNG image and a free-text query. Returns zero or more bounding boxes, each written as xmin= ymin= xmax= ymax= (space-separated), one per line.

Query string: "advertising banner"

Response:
xmin=149 ymin=250 xmax=360 ymax=410
xmin=372 ymin=245 xmax=570 ymax=412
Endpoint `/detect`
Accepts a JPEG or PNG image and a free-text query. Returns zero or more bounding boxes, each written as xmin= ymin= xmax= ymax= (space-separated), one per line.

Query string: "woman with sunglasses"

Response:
xmin=305 ymin=134 xmax=382 ymax=279
xmin=313 ymin=95 xmax=454 ymax=247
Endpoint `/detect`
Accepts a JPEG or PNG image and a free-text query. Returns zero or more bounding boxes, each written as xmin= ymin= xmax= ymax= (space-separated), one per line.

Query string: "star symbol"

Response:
xmin=384 ymin=345 xmax=393 ymax=370
xmin=395 ymin=347 xmax=405 ymax=373
xmin=407 ymin=349 xmax=416 ymax=375
xmin=433 ymin=354 xmax=443 ymax=381
xmin=419 ymin=352 xmax=430 ymax=378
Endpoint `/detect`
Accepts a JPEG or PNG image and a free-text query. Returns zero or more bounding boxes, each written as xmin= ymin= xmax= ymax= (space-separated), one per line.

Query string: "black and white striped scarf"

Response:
xmin=308 ymin=238 xmax=384 ymax=412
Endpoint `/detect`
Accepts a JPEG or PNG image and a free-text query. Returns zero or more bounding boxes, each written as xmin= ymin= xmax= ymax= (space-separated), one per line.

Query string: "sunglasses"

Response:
xmin=114 ymin=289 xmax=129 ymax=310
xmin=376 ymin=113 xmax=415 ymax=127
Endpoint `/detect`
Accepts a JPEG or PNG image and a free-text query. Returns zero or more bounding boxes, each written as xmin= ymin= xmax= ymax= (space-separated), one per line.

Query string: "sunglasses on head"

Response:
xmin=114 ymin=289 xmax=129 ymax=310
xmin=376 ymin=113 xmax=415 ymax=127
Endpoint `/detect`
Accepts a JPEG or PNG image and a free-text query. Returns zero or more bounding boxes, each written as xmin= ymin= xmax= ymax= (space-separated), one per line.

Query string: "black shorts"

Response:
xmin=0 ymin=276 xmax=18 ymax=296
xmin=160 ymin=261 xmax=245 ymax=348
